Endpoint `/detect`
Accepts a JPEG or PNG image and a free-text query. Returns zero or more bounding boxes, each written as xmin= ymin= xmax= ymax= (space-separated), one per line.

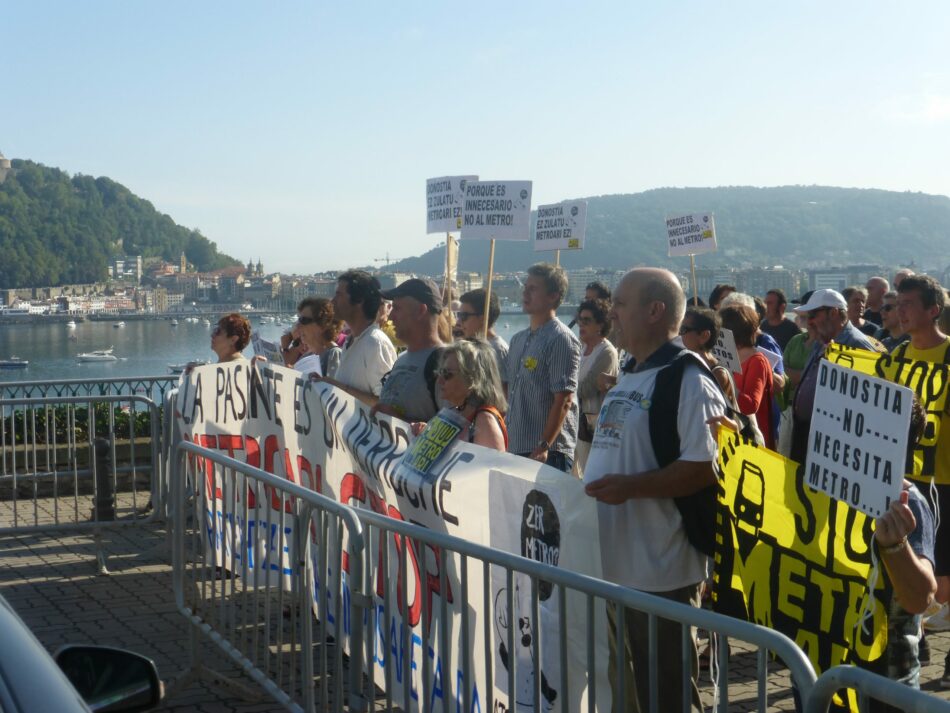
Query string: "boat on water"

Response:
xmin=170 ymin=319 xmax=179 ymax=326
xmin=66 ymin=320 xmax=77 ymax=328
xmin=168 ymin=359 xmax=209 ymax=374
xmin=0 ymin=357 xmax=29 ymax=369
xmin=77 ymin=348 xmax=117 ymax=363
xmin=113 ymin=321 xmax=126 ymax=328
xmin=202 ymin=319 xmax=211 ymax=326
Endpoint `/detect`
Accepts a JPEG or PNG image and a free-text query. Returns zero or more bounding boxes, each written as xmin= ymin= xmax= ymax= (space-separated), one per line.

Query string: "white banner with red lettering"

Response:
xmin=175 ymin=362 xmax=608 ymax=712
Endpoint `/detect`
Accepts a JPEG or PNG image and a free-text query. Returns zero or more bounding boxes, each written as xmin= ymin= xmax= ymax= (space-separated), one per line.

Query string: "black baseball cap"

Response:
xmin=381 ymin=278 xmax=444 ymax=313
xmin=791 ymin=290 xmax=814 ymax=305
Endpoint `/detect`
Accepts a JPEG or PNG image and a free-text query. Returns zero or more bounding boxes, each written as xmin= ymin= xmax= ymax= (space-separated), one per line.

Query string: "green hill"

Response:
xmin=387 ymin=186 xmax=950 ymax=274
xmin=0 ymin=159 xmax=238 ymax=288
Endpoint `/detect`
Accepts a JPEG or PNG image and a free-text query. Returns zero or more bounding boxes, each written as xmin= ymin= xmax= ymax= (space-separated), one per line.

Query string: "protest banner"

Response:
xmin=533 ymin=200 xmax=588 ymax=252
xmin=805 ymin=360 xmax=910 ymax=517
xmin=460 ymin=179 xmax=533 ymax=338
xmin=713 ymin=431 xmax=888 ymax=708
xmin=713 ymin=327 xmax=742 ymax=374
xmin=666 ymin=212 xmax=717 ymax=257
xmin=175 ymin=362 xmax=608 ymax=712
xmin=427 ymin=175 xmax=477 ymax=233
xmin=826 ymin=343 xmax=950 ymax=485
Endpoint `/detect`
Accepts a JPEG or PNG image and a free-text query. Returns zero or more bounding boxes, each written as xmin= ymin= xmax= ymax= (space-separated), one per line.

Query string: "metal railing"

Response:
xmin=0 ymin=375 xmax=178 ymax=402
xmin=806 ymin=665 xmax=950 ymax=713
xmin=170 ymin=441 xmax=369 ymax=713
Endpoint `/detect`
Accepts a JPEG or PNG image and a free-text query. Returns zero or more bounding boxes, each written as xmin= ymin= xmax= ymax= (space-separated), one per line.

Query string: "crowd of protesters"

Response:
xmin=218 ymin=262 xmax=950 ymax=710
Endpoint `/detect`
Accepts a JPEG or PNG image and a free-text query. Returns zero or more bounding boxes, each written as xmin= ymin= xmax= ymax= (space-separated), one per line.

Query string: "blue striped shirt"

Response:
xmin=504 ymin=317 xmax=581 ymax=455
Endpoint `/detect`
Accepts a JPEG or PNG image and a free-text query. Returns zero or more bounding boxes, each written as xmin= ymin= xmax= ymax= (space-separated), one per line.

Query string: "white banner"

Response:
xmin=805 ymin=360 xmax=910 ymax=517
xmin=461 ymin=180 xmax=533 ymax=241
xmin=533 ymin=200 xmax=588 ymax=252
xmin=666 ymin=212 xmax=717 ymax=257
xmin=175 ymin=362 xmax=608 ymax=712
xmin=427 ymin=175 xmax=478 ymax=233
xmin=713 ymin=327 xmax=742 ymax=374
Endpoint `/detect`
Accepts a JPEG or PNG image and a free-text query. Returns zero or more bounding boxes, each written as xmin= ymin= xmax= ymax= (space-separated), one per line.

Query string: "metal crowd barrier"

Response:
xmin=170 ymin=441 xmax=368 ymax=713
xmin=0 ymin=375 xmax=178 ymax=402
xmin=805 ymin=665 xmax=950 ymax=713
xmin=0 ymin=394 xmax=161 ymax=572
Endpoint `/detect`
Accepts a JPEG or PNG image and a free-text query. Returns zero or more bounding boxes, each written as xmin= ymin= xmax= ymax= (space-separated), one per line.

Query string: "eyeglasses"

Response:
xmin=679 ymin=325 xmax=700 ymax=335
xmin=434 ymin=368 xmax=459 ymax=380
xmin=297 ymin=315 xmax=316 ymax=325
xmin=455 ymin=311 xmax=481 ymax=322
xmin=881 ymin=304 xmax=895 ymax=312
xmin=806 ymin=307 xmax=831 ymax=320
xmin=576 ymin=316 xmax=596 ymax=326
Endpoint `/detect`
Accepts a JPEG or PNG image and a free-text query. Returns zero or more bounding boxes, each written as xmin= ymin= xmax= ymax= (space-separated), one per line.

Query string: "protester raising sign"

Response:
xmin=426 ymin=175 xmax=477 ymax=233
xmin=806 ymin=360 xmax=911 ymax=517
xmin=533 ymin=200 xmax=588 ymax=252
xmin=666 ymin=212 xmax=717 ymax=257
xmin=713 ymin=431 xmax=888 ymax=696
xmin=460 ymin=180 xmax=533 ymax=241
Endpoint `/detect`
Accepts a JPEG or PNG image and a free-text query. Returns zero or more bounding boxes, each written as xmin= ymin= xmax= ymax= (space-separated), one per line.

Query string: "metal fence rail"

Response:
xmin=170 ymin=441 xmax=369 ymax=713
xmin=0 ymin=375 xmax=178 ymax=402
xmin=805 ymin=665 xmax=950 ymax=713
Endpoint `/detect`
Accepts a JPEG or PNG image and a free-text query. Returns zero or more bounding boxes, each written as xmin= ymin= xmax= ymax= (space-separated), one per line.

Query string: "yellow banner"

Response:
xmin=713 ymin=431 xmax=888 ymax=681
xmin=826 ymin=343 xmax=950 ymax=485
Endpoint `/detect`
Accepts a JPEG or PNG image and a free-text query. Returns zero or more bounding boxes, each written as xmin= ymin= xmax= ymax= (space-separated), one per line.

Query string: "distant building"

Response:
xmin=109 ymin=255 xmax=143 ymax=284
xmin=0 ymin=150 xmax=10 ymax=184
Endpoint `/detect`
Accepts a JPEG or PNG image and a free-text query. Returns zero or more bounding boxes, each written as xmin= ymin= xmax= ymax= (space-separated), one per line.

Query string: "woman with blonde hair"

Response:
xmin=435 ymin=338 xmax=508 ymax=451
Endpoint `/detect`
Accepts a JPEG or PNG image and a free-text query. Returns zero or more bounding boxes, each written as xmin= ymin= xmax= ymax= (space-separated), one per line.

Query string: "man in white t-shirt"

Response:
xmin=584 ymin=268 xmax=725 ymax=713
xmin=316 ymin=269 xmax=396 ymax=406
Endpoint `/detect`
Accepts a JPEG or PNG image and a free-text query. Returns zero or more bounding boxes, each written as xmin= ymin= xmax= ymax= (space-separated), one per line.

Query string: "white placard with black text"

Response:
xmin=460 ymin=180 xmax=533 ymax=241
xmin=805 ymin=360 xmax=910 ymax=517
xmin=666 ymin=212 xmax=717 ymax=257
xmin=426 ymin=175 xmax=478 ymax=233
xmin=713 ymin=328 xmax=742 ymax=374
xmin=534 ymin=200 xmax=588 ymax=252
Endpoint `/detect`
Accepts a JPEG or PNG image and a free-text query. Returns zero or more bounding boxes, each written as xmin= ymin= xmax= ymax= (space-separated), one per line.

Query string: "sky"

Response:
xmin=3 ymin=2 xmax=949 ymax=273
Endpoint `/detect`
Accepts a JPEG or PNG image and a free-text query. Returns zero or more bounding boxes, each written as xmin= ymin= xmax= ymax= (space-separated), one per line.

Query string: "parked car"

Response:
xmin=0 ymin=594 xmax=162 ymax=712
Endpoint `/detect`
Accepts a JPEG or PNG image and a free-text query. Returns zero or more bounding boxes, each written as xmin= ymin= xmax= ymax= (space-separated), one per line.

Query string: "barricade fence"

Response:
xmin=0 ymin=375 xmax=178 ymax=402
xmin=171 ymin=441 xmax=369 ymax=713
xmin=0 ymin=394 xmax=160 ymax=535
xmin=168 ymin=439 xmax=950 ymax=713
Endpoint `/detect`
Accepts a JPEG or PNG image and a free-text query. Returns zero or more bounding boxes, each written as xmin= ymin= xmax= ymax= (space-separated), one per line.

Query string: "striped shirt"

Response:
xmin=504 ymin=317 xmax=581 ymax=455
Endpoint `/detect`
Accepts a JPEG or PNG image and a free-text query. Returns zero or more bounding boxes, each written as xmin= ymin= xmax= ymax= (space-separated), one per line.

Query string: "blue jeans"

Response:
xmin=519 ymin=450 xmax=574 ymax=473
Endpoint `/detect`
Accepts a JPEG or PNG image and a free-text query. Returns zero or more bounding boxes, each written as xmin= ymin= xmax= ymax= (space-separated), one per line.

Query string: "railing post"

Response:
xmin=93 ymin=437 xmax=116 ymax=522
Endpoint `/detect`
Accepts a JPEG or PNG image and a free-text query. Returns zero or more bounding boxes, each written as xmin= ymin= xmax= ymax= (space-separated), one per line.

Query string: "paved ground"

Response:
xmin=2 ymin=517 xmax=950 ymax=712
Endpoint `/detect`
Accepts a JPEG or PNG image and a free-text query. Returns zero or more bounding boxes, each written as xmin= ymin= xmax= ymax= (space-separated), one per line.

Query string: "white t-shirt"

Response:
xmin=334 ymin=324 xmax=397 ymax=397
xmin=583 ymin=362 xmax=725 ymax=592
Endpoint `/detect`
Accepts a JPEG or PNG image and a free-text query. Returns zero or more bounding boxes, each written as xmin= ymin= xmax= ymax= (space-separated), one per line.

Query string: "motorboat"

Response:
xmin=0 ymin=357 xmax=28 ymax=369
xmin=113 ymin=321 xmax=126 ymax=328
xmin=168 ymin=359 xmax=209 ymax=374
xmin=66 ymin=320 xmax=77 ymax=328
xmin=202 ymin=319 xmax=211 ymax=327
xmin=170 ymin=319 xmax=179 ymax=326
xmin=77 ymin=348 xmax=117 ymax=363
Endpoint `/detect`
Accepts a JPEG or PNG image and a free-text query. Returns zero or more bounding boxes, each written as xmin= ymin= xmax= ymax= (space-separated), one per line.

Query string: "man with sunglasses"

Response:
xmin=457 ymin=288 xmax=508 ymax=371
xmin=875 ymin=291 xmax=909 ymax=351
xmin=789 ymin=289 xmax=878 ymax=463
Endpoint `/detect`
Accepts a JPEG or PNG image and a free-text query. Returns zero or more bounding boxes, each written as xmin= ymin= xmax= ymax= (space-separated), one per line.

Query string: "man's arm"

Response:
xmin=529 ymin=391 xmax=573 ymax=462
xmin=876 ymin=490 xmax=937 ymax=614
xmin=314 ymin=375 xmax=380 ymax=408
xmin=584 ymin=459 xmax=716 ymax=504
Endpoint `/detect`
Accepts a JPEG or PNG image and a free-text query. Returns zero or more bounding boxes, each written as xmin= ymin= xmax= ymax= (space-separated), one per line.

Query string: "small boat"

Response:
xmin=66 ymin=320 xmax=77 ymax=328
xmin=0 ymin=357 xmax=29 ymax=369
xmin=170 ymin=319 xmax=179 ymax=326
xmin=202 ymin=319 xmax=211 ymax=327
xmin=77 ymin=348 xmax=117 ymax=363
xmin=168 ymin=359 xmax=209 ymax=374
xmin=113 ymin=321 xmax=126 ymax=328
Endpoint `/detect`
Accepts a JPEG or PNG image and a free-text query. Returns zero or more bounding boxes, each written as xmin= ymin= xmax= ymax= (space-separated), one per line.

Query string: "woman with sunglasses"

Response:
xmin=294 ymin=297 xmax=343 ymax=378
xmin=434 ymin=339 xmax=508 ymax=451
xmin=210 ymin=313 xmax=251 ymax=363
xmin=573 ymin=298 xmax=618 ymax=477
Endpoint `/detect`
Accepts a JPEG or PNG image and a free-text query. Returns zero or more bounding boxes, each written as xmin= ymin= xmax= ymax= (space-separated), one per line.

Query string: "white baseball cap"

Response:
xmin=792 ymin=288 xmax=847 ymax=314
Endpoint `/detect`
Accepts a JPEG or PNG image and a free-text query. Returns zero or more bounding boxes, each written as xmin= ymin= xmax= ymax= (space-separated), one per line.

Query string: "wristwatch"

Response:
xmin=536 ymin=440 xmax=550 ymax=452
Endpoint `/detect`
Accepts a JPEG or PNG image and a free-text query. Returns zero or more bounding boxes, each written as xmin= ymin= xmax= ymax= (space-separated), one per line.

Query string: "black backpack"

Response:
xmin=644 ymin=344 xmax=760 ymax=557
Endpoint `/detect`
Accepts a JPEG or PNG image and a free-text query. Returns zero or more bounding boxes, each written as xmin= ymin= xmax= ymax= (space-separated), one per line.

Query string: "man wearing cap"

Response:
xmin=789 ymin=288 xmax=879 ymax=463
xmin=373 ymin=277 xmax=446 ymax=423
xmin=505 ymin=263 xmax=581 ymax=472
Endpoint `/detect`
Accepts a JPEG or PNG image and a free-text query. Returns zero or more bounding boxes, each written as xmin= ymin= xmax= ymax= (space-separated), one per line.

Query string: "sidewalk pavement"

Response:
xmin=2 ymin=521 xmax=950 ymax=712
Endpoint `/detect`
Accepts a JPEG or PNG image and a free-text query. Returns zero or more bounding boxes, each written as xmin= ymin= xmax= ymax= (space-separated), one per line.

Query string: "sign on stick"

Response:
xmin=666 ymin=212 xmax=717 ymax=257
xmin=534 ymin=200 xmax=588 ymax=252
xmin=460 ymin=180 xmax=533 ymax=241
xmin=426 ymin=175 xmax=477 ymax=233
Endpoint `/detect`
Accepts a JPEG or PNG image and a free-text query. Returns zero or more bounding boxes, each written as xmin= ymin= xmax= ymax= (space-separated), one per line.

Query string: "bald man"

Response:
xmin=584 ymin=268 xmax=725 ymax=713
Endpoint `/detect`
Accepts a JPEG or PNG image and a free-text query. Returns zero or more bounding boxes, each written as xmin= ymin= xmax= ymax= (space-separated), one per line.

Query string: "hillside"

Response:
xmin=0 ymin=159 xmax=238 ymax=287
xmin=387 ymin=186 xmax=950 ymax=274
